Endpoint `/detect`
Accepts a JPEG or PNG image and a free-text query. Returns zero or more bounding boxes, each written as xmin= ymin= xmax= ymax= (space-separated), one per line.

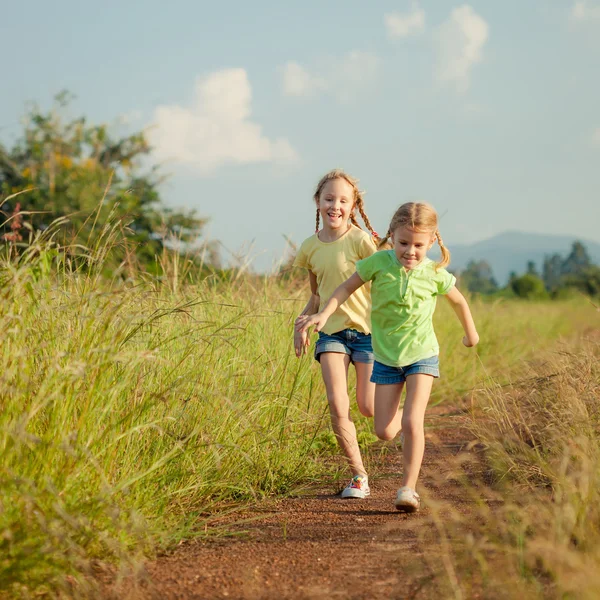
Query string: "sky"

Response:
xmin=1 ymin=1 xmax=599 ymax=271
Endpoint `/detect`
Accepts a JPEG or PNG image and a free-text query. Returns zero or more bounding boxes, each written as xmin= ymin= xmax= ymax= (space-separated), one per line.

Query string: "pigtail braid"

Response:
xmin=377 ymin=229 xmax=392 ymax=250
xmin=355 ymin=199 xmax=379 ymax=239
xmin=315 ymin=208 xmax=320 ymax=234
xmin=435 ymin=230 xmax=451 ymax=269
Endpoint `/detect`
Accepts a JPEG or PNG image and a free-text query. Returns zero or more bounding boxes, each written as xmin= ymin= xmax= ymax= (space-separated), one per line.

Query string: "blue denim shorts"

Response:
xmin=370 ymin=356 xmax=440 ymax=384
xmin=314 ymin=329 xmax=374 ymax=364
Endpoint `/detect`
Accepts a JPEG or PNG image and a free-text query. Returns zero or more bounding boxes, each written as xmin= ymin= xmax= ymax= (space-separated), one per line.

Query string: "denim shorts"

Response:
xmin=314 ymin=329 xmax=374 ymax=364
xmin=370 ymin=355 xmax=440 ymax=384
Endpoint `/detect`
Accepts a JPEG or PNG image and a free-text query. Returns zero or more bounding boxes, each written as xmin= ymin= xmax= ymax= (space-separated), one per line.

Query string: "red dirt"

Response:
xmin=109 ymin=409 xmax=475 ymax=600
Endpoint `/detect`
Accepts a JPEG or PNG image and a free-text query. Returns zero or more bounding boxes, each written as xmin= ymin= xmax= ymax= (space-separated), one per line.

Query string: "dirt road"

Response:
xmin=115 ymin=409 xmax=472 ymax=600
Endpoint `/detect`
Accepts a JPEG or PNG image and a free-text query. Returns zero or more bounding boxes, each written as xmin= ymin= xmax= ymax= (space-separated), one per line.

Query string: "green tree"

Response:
xmin=561 ymin=266 xmax=600 ymax=297
xmin=542 ymin=242 xmax=596 ymax=295
xmin=526 ymin=260 xmax=538 ymax=277
xmin=459 ymin=260 xmax=499 ymax=295
xmin=510 ymin=274 xmax=549 ymax=300
xmin=0 ymin=94 xmax=209 ymax=270
xmin=562 ymin=241 xmax=591 ymax=276
xmin=542 ymin=253 xmax=564 ymax=291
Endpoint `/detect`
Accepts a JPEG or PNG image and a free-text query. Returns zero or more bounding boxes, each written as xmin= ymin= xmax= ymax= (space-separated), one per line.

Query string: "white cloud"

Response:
xmin=384 ymin=4 xmax=426 ymax=38
xmin=282 ymin=62 xmax=326 ymax=96
xmin=435 ymin=5 xmax=489 ymax=93
xmin=571 ymin=1 xmax=600 ymax=22
xmin=281 ymin=51 xmax=381 ymax=102
xmin=149 ymin=68 xmax=298 ymax=173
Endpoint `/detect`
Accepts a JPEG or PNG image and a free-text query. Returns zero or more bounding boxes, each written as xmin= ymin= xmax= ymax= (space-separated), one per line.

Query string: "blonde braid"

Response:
xmin=315 ymin=208 xmax=320 ymax=234
xmin=356 ymin=199 xmax=378 ymax=238
xmin=377 ymin=229 xmax=392 ymax=249
xmin=435 ymin=230 xmax=451 ymax=269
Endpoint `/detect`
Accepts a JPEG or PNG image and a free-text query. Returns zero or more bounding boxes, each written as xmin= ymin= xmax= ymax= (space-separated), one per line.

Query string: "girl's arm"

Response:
xmin=296 ymin=272 xmax=366 ymax=334
xmin=296 ymin=272 xmax=320 ymax=317
xmin=294 ymin=272 xmax=320 ymax=357
xmin=444 ymin=287 xmax=479 ymax=347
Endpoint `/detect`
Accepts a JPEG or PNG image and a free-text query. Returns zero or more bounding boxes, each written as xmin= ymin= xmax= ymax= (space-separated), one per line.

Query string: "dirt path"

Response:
xmin=117 ymin=409 xmax=473 ymax=600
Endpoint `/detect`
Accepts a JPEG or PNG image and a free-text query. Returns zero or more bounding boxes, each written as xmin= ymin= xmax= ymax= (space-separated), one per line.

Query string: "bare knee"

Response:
xmin=358 ymin=404 xmax=374 ymax=418
xmin=375 ymin=424 xmax=397 ymax=442
xmin=329 ymin=407 xmax=353 ymax=427
xmin=401 ymin=415 xmax=423 ymax=439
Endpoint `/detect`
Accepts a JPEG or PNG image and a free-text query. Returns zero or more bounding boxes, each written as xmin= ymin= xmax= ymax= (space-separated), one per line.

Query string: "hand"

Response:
xmin=462 ymin=333 xmax=479 ymax=348
xmin=294 ymin=327 xmax=310 ymax=357
xmin=295 ymin=312 xmax=329 ymax=334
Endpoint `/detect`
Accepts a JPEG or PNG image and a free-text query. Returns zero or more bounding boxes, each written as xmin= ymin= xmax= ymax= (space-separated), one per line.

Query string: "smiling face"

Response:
xmin=390 ymin=225 xmax=435 ymax=270
xmin=316 ymin=177 xmax=355 ymax=233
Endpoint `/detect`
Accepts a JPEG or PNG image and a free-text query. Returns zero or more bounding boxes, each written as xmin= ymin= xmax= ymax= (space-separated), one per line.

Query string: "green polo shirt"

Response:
xmin=355 ymin=252 xmax=456 ymax=368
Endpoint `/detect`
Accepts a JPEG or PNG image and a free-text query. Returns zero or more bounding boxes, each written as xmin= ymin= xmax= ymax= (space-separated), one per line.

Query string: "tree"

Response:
xmin=459 ymin=260 xmax=499 ymax=295
xmin=542 ymin=253 xmax=564 ymax=291
xmin=562 ymin=241 xmax=591 ymax=276
xmin=0 ymin=93 xmax=209 ymax=271
xmin=542 ymin=242 xmax=595 ymax=295
xmin=561 ymin=266 xmax=600 ymax=297
xmin=526 ymin=260 xmax=538 ymax=277
xmin=510 ymin=273 xmax=548 ymax=300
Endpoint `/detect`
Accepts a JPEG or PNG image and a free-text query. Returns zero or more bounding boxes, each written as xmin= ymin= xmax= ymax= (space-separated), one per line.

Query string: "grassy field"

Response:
xmin=1 ymin=241 xmax=598 ymax=598
xmin=412 ymin=333 xmax=600 ymax=600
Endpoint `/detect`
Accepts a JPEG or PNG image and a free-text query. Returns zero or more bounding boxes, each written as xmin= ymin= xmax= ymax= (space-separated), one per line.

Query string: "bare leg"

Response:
xmin=373 ymin=383 xmax=404 ymax=441
xmin=354 ymin=362 xmax=375 ymax=418
xmin=320 ymin=353 xmax=367 ymax=477
xmin=401 ymin=374 xmax=434 ymax=489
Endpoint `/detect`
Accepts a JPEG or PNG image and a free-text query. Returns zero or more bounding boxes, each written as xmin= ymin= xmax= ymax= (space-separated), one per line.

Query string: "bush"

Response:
xmin=510 ymin=273 xmax=548 ymax=300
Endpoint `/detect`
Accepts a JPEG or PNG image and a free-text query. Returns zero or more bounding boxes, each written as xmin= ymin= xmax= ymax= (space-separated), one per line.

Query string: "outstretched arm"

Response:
xmin=296 ymin=272 xmax=366 ymax=334
xmin=444 ymin=286 xmax=479 ymax=347
xmin=294 ymin=272 xmax=320 ymax=357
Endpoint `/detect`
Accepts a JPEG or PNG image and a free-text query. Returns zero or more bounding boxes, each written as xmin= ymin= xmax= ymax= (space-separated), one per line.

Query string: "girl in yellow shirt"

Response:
xmin=293 ymin=169 xmax=379 ymax=499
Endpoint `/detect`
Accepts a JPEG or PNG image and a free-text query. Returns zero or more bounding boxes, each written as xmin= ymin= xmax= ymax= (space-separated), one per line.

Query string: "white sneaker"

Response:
xmin=395 ymin=486 xmax=420 ymax=512
xmin=340 ymin=475 xmax=370 ymax=499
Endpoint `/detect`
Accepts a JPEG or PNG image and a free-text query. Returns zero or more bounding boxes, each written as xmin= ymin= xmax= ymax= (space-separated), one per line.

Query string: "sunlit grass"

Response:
xmin=1 ymin=234 xmax=597 ymax=597
xmin=404 ymin=332 xmax=600 ymax=599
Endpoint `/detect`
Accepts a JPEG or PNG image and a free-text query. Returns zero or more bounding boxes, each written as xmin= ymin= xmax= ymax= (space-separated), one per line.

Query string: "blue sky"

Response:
xmin=2 ymin=1 xmax=599 ymax=271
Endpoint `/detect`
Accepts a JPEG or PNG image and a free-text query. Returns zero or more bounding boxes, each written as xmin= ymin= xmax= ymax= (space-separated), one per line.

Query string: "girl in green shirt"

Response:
xmin=296 ymin=202 xmax=479 ymax=512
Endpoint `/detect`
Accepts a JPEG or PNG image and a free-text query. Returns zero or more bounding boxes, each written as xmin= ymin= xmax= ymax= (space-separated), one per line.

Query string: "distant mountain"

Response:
xmin=432 ymin=231 xmax=600 ymax=284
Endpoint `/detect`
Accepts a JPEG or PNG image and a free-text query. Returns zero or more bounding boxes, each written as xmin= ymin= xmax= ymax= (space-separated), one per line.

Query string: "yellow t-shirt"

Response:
xmin=293 ymin=225 xmax=376 ymax=335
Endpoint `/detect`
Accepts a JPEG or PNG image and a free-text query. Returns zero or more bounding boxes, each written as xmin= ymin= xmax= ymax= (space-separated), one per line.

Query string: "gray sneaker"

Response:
xmin=395 ymin=486 xmax=420 ymax=512
xmin=340 ymin=475 xmax=370 ymax=499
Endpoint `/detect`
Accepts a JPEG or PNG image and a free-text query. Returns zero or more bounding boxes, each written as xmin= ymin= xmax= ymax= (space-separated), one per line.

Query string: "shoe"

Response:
xmin=395 ymin=486 xmax=420 ymax=512
xmin=340 ymin=475 xmax=370 ymax=499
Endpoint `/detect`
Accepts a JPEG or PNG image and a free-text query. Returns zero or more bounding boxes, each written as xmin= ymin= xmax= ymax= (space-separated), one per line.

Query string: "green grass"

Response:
xmin=404 ymin=330 xmax=600 ymax=599
xmin=0 ymin=240 xmax=597 ymax=597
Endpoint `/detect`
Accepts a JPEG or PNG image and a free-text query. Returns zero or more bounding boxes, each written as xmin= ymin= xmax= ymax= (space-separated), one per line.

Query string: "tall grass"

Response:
xmin=408 ymin=333 xmax=600 ymax=599
xmin=1 ymin=243 xmax=332 ymax=597
xmin=0 ymin=232 xmax=597 ymax=597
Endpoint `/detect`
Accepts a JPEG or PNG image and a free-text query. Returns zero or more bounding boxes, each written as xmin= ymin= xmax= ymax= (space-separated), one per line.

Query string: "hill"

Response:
xmin=438 ymin=231 xmax=600 ymax=284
